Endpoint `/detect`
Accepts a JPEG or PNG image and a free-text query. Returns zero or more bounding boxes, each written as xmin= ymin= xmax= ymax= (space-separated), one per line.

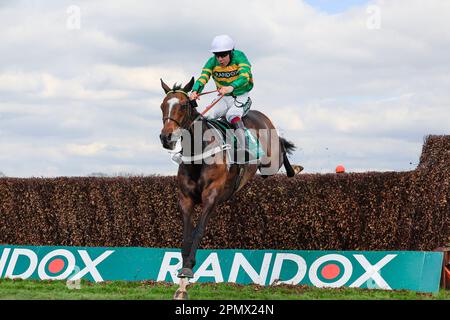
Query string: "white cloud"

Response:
xmin=0 ymin=72 xmax=42 ymax=93
xmin=270 ymin=106 xmax=306 ymax=131
xmin=86 ymin=64 xmax=189 ymax=92
xmin=0 ymin=0 xmax=449 ymax=177
xmin=66 ymin=142 xmax=108 ymax=156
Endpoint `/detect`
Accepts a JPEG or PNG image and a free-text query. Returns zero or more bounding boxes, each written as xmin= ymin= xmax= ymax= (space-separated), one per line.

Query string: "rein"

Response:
xmin=197 ymin=89 xmax=224 ymax=116
xmin=199 ymin=94 xmax=224 ymax=117
xmin=163 ymin=88 xmax=231 ymax=165
xmin=198 ymin=89 xmax=219 ymax=96
xmin=195 ymin=89 xmax=225 ymax=121
xmin=163 ymin=89 xmax=224 ymax=130
xmin=163 ymin=87 xmax=247 ymax=194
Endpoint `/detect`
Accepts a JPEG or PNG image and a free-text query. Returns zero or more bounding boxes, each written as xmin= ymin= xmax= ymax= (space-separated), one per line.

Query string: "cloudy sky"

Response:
xmin=0 ymin=0 xmax=449 ymax=177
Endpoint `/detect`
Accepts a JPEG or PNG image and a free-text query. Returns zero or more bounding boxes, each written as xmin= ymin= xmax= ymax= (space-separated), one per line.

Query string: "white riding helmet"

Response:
xmin=209 ymin=35 xmax=235 ymax=53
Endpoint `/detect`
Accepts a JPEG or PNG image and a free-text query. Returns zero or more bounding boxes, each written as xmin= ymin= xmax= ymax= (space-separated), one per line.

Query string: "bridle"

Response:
xmin=162 ymin=90 xmax=197 ymax=130
xmin=162 ymin=88 xmax=238 ymax=174
xmin=162 ymin=89 xmax=224 ymax=131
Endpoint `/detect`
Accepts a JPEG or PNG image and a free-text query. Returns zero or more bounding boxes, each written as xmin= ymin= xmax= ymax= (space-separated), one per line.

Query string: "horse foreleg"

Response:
xmin=178 ymin=194 xmax=195 ymax=278
xmin=185 ymin=188 xmax=220 ymax=278
xmin=173 ymin=277 xmax=189 ymax=300
xmin=174 ymin=194 xmax=195 ymax=300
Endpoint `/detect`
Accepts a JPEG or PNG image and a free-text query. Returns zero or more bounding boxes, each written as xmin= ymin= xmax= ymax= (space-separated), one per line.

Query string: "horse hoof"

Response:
xmin=173 ymin=289 xmax=189 ymax=300
xmin=177 ymin=268 xmax=194 ymax=278
xmin=292 ymin=165 xmax=304 ymax=174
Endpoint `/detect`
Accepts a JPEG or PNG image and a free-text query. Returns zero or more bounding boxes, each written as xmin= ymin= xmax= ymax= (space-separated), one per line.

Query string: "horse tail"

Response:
xmin=279 ymin=137 xmax=296 ymax=177
xmin=280 ymin=137 xmax=296 ymax=155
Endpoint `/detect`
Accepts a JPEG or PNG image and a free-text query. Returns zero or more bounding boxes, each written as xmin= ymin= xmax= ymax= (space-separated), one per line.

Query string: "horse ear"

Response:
xmin=182 ymin=77 xmax=195 ymax=93
xmin=160 ymin=78 xmax=171 ymax=94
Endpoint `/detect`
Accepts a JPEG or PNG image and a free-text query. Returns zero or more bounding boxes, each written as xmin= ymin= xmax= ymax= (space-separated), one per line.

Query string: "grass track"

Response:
xmin=0 ymin=279 xmax=448 ymax=300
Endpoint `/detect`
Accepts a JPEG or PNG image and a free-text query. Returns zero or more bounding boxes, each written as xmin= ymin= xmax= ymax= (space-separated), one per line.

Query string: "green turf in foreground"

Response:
xmin=0 ymin=279 xmax=448 ymax=300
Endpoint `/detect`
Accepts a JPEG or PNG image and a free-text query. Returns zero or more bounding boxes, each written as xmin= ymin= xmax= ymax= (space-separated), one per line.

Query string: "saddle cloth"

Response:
xmin=205 ymin=117 xmax=262 ymax=165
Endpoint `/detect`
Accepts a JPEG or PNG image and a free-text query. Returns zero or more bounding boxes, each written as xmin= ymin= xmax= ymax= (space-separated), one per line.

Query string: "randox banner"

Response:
xmin=0 ymin=245 xmax=443 ymax=293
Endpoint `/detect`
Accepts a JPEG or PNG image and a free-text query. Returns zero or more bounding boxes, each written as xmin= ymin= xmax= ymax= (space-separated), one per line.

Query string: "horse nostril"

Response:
xmin=160 ymin=133 xmax=173 ymax=146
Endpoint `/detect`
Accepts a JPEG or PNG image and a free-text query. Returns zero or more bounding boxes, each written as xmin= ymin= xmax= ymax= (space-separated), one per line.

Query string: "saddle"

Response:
xmin=204 ymin=96 xmax=252 ymax=145
xmin=205 ymin=116 xmax=263 ymax=165
xmin=206 ymin=118 xmax=237 ymax=138
xmin=173 ymin=98 xmax=259 ymax=165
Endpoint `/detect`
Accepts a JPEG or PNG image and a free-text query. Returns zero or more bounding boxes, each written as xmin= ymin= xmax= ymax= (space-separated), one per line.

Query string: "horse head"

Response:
xmin=159 ymin=77 xmax=196 ymax=150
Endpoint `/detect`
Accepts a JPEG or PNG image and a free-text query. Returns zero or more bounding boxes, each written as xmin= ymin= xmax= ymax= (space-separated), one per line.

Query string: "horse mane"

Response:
xmin=172 ymin=83 xmax=183 ymax=91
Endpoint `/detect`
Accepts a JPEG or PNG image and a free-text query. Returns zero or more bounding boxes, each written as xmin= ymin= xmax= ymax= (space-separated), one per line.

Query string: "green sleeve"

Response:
xmin=192 ymin=57 xmax=215 ymax=93
xmin=230 ymin=51 xmax=252 ymax=90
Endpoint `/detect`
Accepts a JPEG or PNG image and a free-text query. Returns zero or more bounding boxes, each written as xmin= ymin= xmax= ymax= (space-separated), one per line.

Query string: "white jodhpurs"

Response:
xmin=204 ymin=92 xmax=250 ymax=122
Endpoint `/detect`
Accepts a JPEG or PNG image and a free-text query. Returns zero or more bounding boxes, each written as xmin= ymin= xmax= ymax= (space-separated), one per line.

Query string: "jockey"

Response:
xmin=190 ymin=34 xmax=264 ymax=162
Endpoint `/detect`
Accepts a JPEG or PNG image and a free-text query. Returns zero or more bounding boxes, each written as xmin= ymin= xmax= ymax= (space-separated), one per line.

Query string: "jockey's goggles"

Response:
xmin=214 ymin=51 xmax=230 ymax=58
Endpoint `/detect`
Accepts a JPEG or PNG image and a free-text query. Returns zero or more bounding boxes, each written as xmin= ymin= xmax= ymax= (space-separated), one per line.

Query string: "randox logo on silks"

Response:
xmin=0 ymin=245 xmax=443 ymax=293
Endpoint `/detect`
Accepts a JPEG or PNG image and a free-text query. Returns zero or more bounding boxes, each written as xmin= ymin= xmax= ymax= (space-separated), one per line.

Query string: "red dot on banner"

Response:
xmin=321 ymin=264 xmax=341 ymax=280
xmin=48 ymin=258 xmax=65 ymax=274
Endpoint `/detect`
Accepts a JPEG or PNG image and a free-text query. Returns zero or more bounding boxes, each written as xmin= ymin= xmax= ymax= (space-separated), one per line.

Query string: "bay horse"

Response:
xmin=159 ymin=77 xmax=300 ymax=299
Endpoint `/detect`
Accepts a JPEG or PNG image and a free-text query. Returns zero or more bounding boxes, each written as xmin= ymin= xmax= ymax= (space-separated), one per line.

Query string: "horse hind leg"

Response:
xmin=280 ymin=137 xmax=303 ymax=177
xmin=283 ymin=152 xmax=296 ymax=177
xmin=284 ymin=153 xmax=304 ymax=176
xmin=257 ymin=138 xmax=301 ymax=178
